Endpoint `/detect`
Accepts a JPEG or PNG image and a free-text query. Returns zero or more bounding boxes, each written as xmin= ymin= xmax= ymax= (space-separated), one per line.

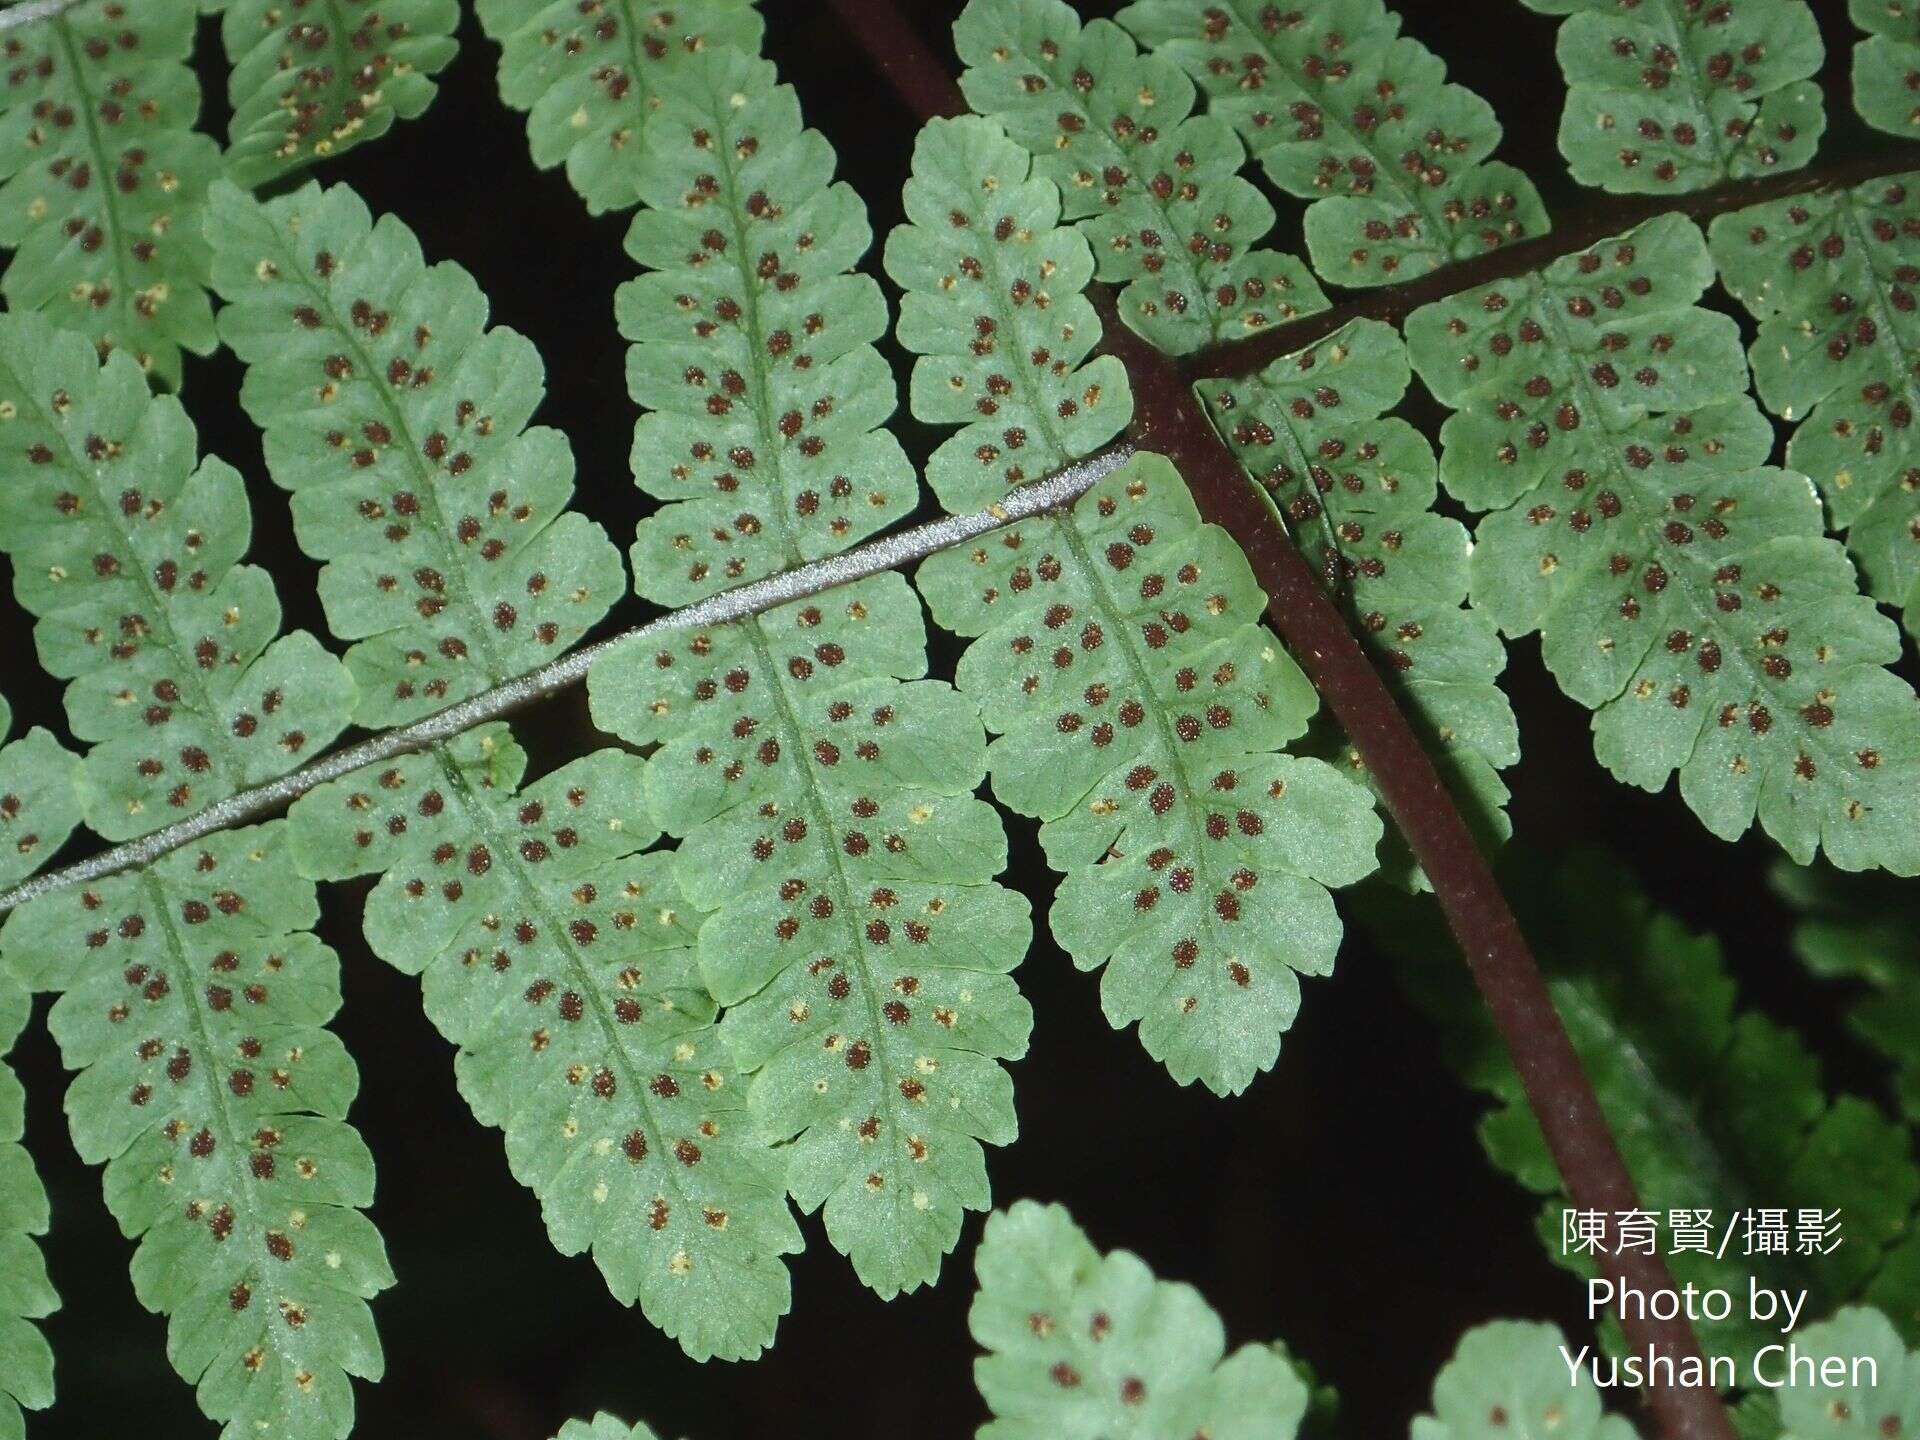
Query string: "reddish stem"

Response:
xmin=1100 ymin=301 xmax=1731 ymax=1440
xmin=825 ymin=2 xmax=1737 ymax=1436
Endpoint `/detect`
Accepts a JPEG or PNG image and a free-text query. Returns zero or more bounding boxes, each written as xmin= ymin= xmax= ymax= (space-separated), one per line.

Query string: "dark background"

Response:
xmin=5 ymin=1 xmax=1910 ymax=1436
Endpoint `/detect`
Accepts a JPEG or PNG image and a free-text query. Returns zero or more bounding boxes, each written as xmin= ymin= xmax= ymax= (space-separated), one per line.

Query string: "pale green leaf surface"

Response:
xmin=1519 ymin=0 xmax=1825 ymax=194
xmin=288 ymin=724 xmax=800 ymax=1361
xmin=1384 ymin=852 xmax=1920 ymax=1371
xmin=1709 ymin=174 xmax=1920 ymax=634
xmin=0 ymin=697 xmax=71 ymax=1436
xmin=552 ymin=1419 xmax=664 ymax=1440
xmin=1117 ymin=0 xmax=1549 ymax=288
xmin=590 ymin=574 xmax=1032 ymax=1298
xmin=618 ymin=46 xmax=914 ymax=607
xmin=1408 ymin=213 xmax=1920 ymax=874
xmin=0 ymin=824 xmax=390 ymax=1440
xmin=971 ymin=1200 xmax=1306 ymax=1440
xmin=1854 ymin=35 xmax=1920 ymax=139
xmin=1852 ymin=0 xmax=1920 ymax=137
xmin=953 ymin=0 xmax=1328 ymax=354
xmin=885 ymin=114 xmax=1131 ymax=541
xmin=1411 ymin=1320 xmax=1635 ymax=1440
xmin=0 ymin=723 xmax=80 ymax=892
xmin=0 ymin=0 xmax=219 ymax=387
xmin=218 ymin=0 xmax=459 ymax=186
xmin=934 ymin=455 xmax=1379 ymax=1094
xmin=1777 ymin=1308 xmax=1920 ymax=1438
xmin=206 ymin=179 xmax=623 ymax=726
xmin=0 ymin=312 xmax=354 ymax=840
xmin=888 ymin=116 xmax=1377 ymax=1094
xmin=0 ymin=974 xmax=55 ymax=1438
xmin=599 ymin=36 xmax=1025 ymax=1300
xmin=475 ymin=0 xmax=765 ymax=215
xmin=1198 ymin=317 xmax=1517 ymax=888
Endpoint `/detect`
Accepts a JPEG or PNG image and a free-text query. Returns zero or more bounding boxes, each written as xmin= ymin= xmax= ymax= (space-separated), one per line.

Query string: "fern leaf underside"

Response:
xmin=1851 ymin=0 xmax=1920 ymax=138
xmin=0 ymin=0 xmax=219 ymax=386
xmin=1116 ymin=0 xmax=1551 ymax=287
xmin=889 ymin=115 xmax=1381 ymax=1096
xmin=972 ymin=1200 xmax=1307 ymax=1440
xmin=0 ymin=696 xmax=77 ymax=1440
xmin=1412 ymin=1320 xmax=1635 ymax=1440
xmin=289 ymin=727 xmax=801 ymax=1362
xmin=551 ymin=1419 xmax=662 ymax=1440
xmin=0 ymin=706 xmax=77 ymax=1436
xmin=0 ymin=825 xmax=392 ymax=1440
xmin=206 ymin=178 xmax=623 ymax=729
xmin=1523 ymin=0 xmax=1825 ymax=195
xmin=0 ymin=975 xmax=56 ymax=1440
xmin=0 ymin=312 xmax=354 ymax=842
xmin=1408 ymin=213 xmax=1920 ymax=875
xmin=474 ymin=0 xmax=765 ymax=215
xmin=204 ymin=180 xmax=805 ymax=1358
xmin=1710 ymin=173 xmax=1920 ymax=639
xmin=586 ymin=46 xmax=1031 ymax=1300
xmin=218 ymin=0 xmax=459 ymax=186
xmin=953 ymin=0 xmax=1329 ymax=356
xmin=1197 ymin=317 xmax=1519 ymax=888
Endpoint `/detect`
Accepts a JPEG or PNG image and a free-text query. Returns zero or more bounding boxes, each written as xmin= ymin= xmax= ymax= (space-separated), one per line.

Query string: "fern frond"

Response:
xmin=1412 ymin=1322 xmax=1635 ymax=1440
xmin=553 ymin=1419 xmax=661 ymax=1440
xmin=952 ymin=0 xmax=1328 ymax=354
xmin=1197 ymin=317 xmax=1517 ymax=889
xmin=590 ymin=572 xmax=1033 ymax=1299
xmin=287 ymin=725 xmax=802 ymax=1361
xmin=1772 ymin=1310 xmax=1920 ymax=1438
xmin=0 ymin=0 xmax=220 ymax=386
xmin=0 ymin=697 xmax=80 ymax=892
xmin=1518 ymin=0 xmax=1825 ymax=195
xmin=1407 ymin=213 xmax=1920 ymax=875
xmin=216 ymin=0 xmax=459 ymax=186
xmin=0 ymin=823 xmax=392 ymax=1440
xmin=888 ymin=115 xmax=1379 ymax=1096
xmin=585 ymin=47 xmax=1030 ymax=1299
xmin=1851 ymin=0 xmax=1920 ymax=138
xmin=205 ymin=178 xmax=625 ymax=728
xmin=1383 ymin=852 xmax=1920 ymax=1369
xmin=1772 ymin=860 xmax=1920 ymax=1125
xmin=1709 ymin=175 xmax=1920 ymax=636
xmin=474 ymin=0 xmax=765 ymax=216
xmin=558 ymin=1252 xmax=1645 ymax=1440
xmin=923 ymin=456 xmax=1381 ymax=1095
xmin=1114 ymin=0 xmax=1549 ymax=288
xmin=886 ymin=114 xmax=1131 ymax=554
xmin=0 ymin=699 xmax=77 ymax=1437
xmin=0 ymin=974 xmax=56 ymax=1440
xmin=617 ymin=46 xmax=915 ymax=605
xmin=0 ymin=312 xmax=355 ymax=841
xmin=972 ymin=1200 xmax=1308 ymax=1440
